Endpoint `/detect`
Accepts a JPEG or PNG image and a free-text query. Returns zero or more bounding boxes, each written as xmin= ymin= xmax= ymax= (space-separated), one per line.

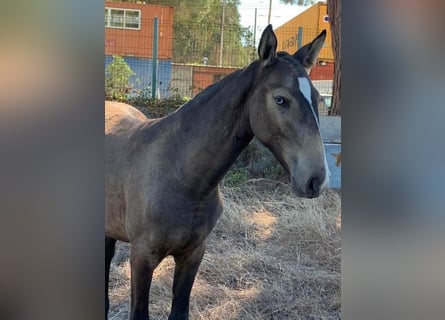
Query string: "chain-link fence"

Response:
xmin=105 ymin=17 xmax=334 ymax=114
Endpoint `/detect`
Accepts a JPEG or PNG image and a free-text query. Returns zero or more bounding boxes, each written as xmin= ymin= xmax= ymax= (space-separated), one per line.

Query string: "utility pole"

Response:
xmin=253 ymin=8 xmax=257 ymax=59
xmin=219 ymin=0 xmax=226 ymax=66
xmin=267 ymin=0 xmax=272 ymax=24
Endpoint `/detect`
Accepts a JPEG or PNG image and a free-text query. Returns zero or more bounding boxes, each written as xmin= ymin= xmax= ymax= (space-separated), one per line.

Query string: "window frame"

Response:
xmin=105 ymin=7 xmax=141 ymax=31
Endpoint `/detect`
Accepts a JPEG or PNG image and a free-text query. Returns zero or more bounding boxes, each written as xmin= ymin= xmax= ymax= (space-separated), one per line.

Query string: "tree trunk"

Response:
xmin=327 ymin=0 xmax=341 ymax=116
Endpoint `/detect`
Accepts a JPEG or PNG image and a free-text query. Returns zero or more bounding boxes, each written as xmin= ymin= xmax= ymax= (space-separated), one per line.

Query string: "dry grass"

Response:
xmin=109 ymin=180 xmax=341 ymax=320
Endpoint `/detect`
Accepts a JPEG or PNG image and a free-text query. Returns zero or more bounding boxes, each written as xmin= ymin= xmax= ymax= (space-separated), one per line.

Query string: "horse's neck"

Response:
xmin=172 ymin=65 xmax=257 ymax=194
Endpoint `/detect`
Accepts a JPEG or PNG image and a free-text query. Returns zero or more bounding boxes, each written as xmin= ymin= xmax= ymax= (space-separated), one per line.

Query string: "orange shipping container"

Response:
xmin=274 ymin=2 xmax=333 ymax=62
xmin=105 ymin=1 xmax=174 ymax=60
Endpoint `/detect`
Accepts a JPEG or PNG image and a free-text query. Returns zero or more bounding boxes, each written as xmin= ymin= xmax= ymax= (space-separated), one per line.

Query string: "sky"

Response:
xmin=237 ymin=0 xmax=309 ymax=31
xmin=237 ymin=0 xmax=317 ymax=45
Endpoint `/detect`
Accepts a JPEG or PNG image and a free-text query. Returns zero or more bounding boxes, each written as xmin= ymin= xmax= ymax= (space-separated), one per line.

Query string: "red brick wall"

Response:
xmin=190 ymin=62 xmax=334 ymax=96
xmin=192 ymin=66 xmax=240 ymax=96
xmin=310 ymin=62 xmax=334 ymax=80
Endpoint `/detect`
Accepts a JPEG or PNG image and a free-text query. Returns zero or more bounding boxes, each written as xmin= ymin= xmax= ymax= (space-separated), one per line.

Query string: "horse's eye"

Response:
xmin=274 ymin=96 xmax=286 ymax=106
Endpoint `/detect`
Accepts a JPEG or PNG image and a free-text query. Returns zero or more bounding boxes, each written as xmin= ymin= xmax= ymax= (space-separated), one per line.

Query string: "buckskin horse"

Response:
xmin=105 ymin=25 xmax=329 ymax=320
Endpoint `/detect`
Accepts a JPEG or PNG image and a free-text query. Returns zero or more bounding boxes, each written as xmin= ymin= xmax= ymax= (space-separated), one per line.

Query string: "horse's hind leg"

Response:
xmin=169 ymin=243 xmax=205 ymax=320
xmin=105 ymin=236 xmax=117 ymax=319
xmin=129 ymin=244 xmax=162 ymax=320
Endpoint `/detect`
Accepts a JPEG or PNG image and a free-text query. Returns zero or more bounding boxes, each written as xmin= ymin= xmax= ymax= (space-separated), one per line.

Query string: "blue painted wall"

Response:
xmin=324 ymin=143 xmax=341 ymax=189
xmin=319 ymin=116 xmax=341 ymax=189
xmin=105 ymin=56 xmax=172 ymax=97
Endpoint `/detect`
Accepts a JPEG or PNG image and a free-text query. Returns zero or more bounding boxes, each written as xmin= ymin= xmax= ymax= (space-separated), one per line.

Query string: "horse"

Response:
xmin=105 ymin=25 xmax=329 ymax=320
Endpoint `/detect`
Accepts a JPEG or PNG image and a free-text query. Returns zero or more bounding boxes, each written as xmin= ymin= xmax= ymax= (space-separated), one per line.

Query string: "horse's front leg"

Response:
xmin=105 ymin=237 xmax=117 ymax=319
xmin=129 ymin=243 xmax=162 ymax=320
xmin=169 ymin=243 xmax=205 ymax=320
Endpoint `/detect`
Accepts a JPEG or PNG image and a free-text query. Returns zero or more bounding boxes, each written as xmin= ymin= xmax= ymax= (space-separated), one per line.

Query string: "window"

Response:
xmin=105 ymin=7 xmax=141 ymax=30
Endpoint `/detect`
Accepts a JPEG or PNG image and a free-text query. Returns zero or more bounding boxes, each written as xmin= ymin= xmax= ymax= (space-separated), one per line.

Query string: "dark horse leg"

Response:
xmin=105 ymin=236 xmax=117 ymax=319
xmin=129 ymin=244 xmax=162 ymax=320
xmin=168 ymin=243 xmax=205 ymax=320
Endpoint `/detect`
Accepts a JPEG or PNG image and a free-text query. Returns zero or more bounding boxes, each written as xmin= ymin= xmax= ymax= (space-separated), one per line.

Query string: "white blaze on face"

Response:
xmin=298 ymin=77 xmax=319 ymax=128
xmin=297 ymin=77 xmax=330 ymax=188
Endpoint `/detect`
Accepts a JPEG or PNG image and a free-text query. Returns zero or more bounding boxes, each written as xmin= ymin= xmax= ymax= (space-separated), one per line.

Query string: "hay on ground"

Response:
xmin=109 ymin=180 xmax=341 ymax=320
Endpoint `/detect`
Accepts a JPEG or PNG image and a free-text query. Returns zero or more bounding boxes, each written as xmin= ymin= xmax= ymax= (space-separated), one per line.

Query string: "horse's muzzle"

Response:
xmin=291 ymin=173 xmax=326 ymax=198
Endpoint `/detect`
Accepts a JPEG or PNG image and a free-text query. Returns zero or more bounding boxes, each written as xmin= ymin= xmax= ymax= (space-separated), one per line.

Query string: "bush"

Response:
xmin=105 ymin=55 xmax=135 ymax=101
xmin=128 ymin=95 xmax=187 ymax=118
xmin=222 ymin=167 xmax=251 ymax=187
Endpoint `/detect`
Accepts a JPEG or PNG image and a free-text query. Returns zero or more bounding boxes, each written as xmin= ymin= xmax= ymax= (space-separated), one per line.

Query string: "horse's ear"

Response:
xmin=293 ymin=29 xmax=326 ymax=71
xmin=258 ymin=25 xmax=277 ymax=67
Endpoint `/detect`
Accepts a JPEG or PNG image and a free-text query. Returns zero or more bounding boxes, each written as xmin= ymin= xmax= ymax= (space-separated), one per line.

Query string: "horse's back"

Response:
xmin=105 ymin=101 xmax=147 ymax=135
xmin=105 ymin=101 xmax=148 ymax=172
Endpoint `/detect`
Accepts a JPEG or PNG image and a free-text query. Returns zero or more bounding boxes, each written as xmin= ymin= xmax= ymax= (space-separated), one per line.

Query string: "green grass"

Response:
xmin=222 ymin=168 xmax=251 ymax=187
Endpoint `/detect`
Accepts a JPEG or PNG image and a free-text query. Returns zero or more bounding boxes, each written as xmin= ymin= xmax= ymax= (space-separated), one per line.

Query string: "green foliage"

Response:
xmin=116 ymin=0 xmax=254 ymax=67
xmin=105 ymin=55 xmax=135 ymax=101
xmin=222 ymin=167 xmax=251 ymax=187
xmin=128 ymin=94 xmax=187 ymax=118
xmin=172 ymin=0 xmax=253 ymax=66
xmin=263 ymin=164 xmax=286 ymax=180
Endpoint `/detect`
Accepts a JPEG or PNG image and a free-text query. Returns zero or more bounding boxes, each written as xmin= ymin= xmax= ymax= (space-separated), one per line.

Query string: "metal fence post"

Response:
xmin=297 ymin=26 xmax=303 ymax=49
xmin=152 ymin=17 xmax=158 ymax=99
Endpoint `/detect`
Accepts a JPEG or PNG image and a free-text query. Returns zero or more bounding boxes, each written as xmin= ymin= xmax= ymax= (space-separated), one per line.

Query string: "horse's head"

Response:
xmin=248 ymin=25 xmax=329 ymax=198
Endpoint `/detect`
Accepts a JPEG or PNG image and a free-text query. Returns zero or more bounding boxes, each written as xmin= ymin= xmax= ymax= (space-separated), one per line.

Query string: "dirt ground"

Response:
xmin=108 ymin=180 xmax=341 ymax=319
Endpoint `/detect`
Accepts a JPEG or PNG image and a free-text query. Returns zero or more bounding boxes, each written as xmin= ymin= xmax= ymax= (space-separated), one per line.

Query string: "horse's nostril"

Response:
xmin=307 ymin=175 xmax=321 ymax=196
